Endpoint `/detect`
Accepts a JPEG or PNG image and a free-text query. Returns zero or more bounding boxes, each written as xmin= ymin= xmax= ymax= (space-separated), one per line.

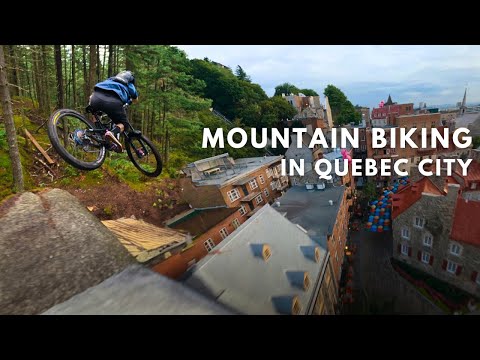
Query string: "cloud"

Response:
xmin=176 ymin=45 xmax=480 ymax=109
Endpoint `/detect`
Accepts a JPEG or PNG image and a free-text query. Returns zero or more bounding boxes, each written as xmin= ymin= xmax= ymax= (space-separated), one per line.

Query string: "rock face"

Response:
xmin=0 ymin=189 xmax=134 ymax=315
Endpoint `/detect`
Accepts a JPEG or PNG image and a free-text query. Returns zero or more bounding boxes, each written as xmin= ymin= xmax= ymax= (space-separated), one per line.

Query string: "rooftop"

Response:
xmin=183 ymin=204 xmax=328 ymax=315
xmin=102 ymin=218 xmax=187 ymax=263
xmin=43 ymin=265 xmax=233 ymax=315
xmin=166 ymin=206 xmax=239 ymax=237
xmin=182 ymin=153 xmax=282 ymax=187
xmin=396 ymin=113 xmax=441 ymax=119
xmin=450 ymin=198 xmax=480 ymax=247
xmin=274 ymin=185 xmax=346 ymax=247
xmin=392 ymin=177 xmax=444 ymax=219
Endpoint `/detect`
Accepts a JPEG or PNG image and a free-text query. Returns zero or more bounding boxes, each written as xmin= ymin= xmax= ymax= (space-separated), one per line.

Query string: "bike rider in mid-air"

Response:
xmin=74 ymin=70 xmax=139 ymax=152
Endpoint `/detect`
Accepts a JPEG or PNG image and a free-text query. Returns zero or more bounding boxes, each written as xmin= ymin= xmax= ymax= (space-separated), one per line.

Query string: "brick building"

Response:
xmin=152 ymin=206 xmax=248 ymax=279
xmin=274 ymin=183 xmax=353 ymax=289
xmin=184 ymin=204 xmax=339 ymax=315
xmin=392 ymin=163 xmax=480 ymax=297
xmin=180 ymin=153 xmax=289 ymax=215
xmin=371 ymin=95 xmax=414 ymax=126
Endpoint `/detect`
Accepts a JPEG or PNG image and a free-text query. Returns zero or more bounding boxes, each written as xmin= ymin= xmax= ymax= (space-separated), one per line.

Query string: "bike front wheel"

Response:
xmin=47 ymin=109 xmax=107 ymax=170
xmin=125 ymin=134 xmax=162 ymax=177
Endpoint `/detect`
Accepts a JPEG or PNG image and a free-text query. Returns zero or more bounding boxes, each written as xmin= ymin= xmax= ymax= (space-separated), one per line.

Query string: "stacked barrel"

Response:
xmin=367 ymin=176 xmax=409 ymax=232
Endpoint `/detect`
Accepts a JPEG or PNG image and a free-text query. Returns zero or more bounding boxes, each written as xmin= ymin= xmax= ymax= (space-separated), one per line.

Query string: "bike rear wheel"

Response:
xmin=125 ymin=134 xmax=162 ymax=177
xmin=47 ymin=109 xmax=106 ymax=170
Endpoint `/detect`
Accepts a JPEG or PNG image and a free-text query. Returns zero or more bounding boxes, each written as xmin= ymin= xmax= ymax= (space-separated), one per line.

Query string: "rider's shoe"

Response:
xmin=105 ymin=130 xmax=123 ymax=152
xmin=72 ymin=129 xmax=85 ymax=146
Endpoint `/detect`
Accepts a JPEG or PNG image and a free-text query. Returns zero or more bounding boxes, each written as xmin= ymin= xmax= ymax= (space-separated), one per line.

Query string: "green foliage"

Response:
xmin=361 ymin=181 xmax=377 ymax=202
xmin=473 ymin=136 xmax=480 ymax=149
xmin=298 ymin=89 xmax=319 ymax=96
xmin=0 ymin=129 xmax=7 ymax=150
xmin=274 ymin=83 xmax=300 ymax=96
xmin=324 ymin=84 xmax=361 ymax=125
xmin=235 ymin=65 xmax=251 ymax=82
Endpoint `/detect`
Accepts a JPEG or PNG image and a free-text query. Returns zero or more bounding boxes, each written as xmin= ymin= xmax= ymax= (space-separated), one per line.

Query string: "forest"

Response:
xmin=0 ymin=44 xmax=360 ymax=205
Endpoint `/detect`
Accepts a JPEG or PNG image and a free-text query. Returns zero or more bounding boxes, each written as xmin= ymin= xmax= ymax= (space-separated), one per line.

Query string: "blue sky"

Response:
xmin=175 ymin=45 xmax=480 ymax=110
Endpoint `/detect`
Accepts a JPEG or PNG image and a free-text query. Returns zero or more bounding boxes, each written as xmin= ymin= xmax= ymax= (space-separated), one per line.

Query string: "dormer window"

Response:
xmin=262 ymin=244 xmax=271 ymax=261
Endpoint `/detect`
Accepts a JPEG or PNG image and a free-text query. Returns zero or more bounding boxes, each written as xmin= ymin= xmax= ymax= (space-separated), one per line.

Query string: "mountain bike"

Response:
xmin=47 ymin=105 xmax=162 ymax=177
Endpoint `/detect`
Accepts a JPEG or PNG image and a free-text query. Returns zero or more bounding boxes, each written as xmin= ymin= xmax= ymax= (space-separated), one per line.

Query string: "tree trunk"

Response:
xmin=63 ymin=45 xmax=69 ymax=107
xmin=7 ymin=45 xmax=19 ymax=97
xmin=71 ymin=45 xmax=76 ymax=108
xmin=23 ymin=52 xmax=35 ymax=107
xmin=88 ymin=45 xmax=96 ymax=94
xmin=96 ymin=45 xmax=101 ymax=81
xmin=82 ymin=45 xmax=88 ymax=105
xmin=32 ymin=47 xmax=44 ymax=112
xmin=41 ymin=45 xmax=51 ymax=114
xmin=107 ymin=45 xmax=114 ymax=77
xmin=114 ymin=45 xmax=119 ymax=74
xmin=102 ymin=45 xmax=107 ymax=79
xmin=0 ymin=46 xmax=24 ymax=192
xmin=54 ymin=45 xmax=64 ymax=109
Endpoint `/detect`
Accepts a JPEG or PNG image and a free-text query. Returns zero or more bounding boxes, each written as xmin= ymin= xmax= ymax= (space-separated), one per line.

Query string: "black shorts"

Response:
xmin=89 ymin=89 xmax=128 ymax=126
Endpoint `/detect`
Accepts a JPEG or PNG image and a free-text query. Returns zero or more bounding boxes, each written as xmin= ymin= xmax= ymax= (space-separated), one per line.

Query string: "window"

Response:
xmin=414 ymin=217 xmax=424 ymax=228
xmin=361 ymin=135 xmax=365 ymax=141
xmin=259 ymin=175 xmax=265 ymax=184
xmin=249 ymin=179 xmax=258 ymax=190
xmin=227 ymin=188 xmax=241 ymax=202
xmin=239 ymin=204 xmax=248 ymax=216
xmin=472 ymin=182 xmax=478 ymax=190
xmin=401 ymin=227 xmax=410 ymax=239
xmin=412 ymin=123 xmax=417 ymax=128
xmin=423 ymin=234 xmax=433 ymax=247
xmin=431 ymin=121 xmax=436 ymax=128
xmin=204 ymin=238 xmax=215 ymax=252
xmin=271 ymin=181 xmax=278 ymax=190
xmin=219 ymin=227 xmax=229 ymax=239
xmin=255 ymin=194 xmax=263 ymax=205
xmin=421 ymin=252 xmax=430 ymax=264
xmin=446 ymin=261 xmax=457 ymax=274
xmin=266 ymin=168 xmax=273 ymax=178
xmin=232 ymin=218 xmax=241 ymax=229
xmin=361 ymin=144 xmax=367 ymax=151
xmin=401 ymin=244 xmax=409 ymax=255
xmin=450 ymin=243 xmax=462 ymax=256
xmin=263 ymin=188 xmax=269 ymax=198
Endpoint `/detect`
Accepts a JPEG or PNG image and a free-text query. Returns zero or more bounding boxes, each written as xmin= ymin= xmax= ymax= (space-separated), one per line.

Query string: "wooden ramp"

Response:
xmin=102 ymin=218 xmax=187 ymax=263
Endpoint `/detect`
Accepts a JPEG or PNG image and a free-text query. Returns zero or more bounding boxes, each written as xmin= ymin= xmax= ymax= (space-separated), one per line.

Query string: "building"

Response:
xmin=281 ymin=93 xmax=334 ymax=128
xmin=184 ymin=204 xmax=338 ymax=315
xmin=285 ymin=132 xmax=323 ymax=174
xmin=180 ymin=153 xmax=288 ymax=214
xmin=102 ymin=218 xmax=188 ymax=265
xmin=392 ymin=164 xmax=480 ymax=297
xmin=274 ymin=184 xmax=352 ymax=290
xmin=358 ymin=107 xmax=370 ymax=127
xmin=152 ymin=206 xmax=248 ymax=279
xmin=365 ymin=112 xmax=450 ymax=187
xmin=371 ymin=95 xmax=414 ymax=126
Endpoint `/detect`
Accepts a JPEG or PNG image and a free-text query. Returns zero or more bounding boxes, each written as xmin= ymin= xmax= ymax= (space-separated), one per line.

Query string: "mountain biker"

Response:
xmin=84 ymin=70 xmax=139 ymax=152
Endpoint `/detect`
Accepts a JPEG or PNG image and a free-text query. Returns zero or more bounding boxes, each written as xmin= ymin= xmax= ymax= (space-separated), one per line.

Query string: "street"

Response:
xmin=342 ymin=229 xmax=443 ymax=315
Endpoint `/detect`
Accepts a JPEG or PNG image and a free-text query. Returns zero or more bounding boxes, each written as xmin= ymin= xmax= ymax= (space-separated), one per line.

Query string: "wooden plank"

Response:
xmin=24 ymin=129 xmax=55 ymax=165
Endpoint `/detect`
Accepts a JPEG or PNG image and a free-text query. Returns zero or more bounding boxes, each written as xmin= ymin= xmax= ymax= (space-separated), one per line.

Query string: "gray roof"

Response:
xmin=43 ymin=265 xmax=233 ymax=315
xmin=184 ymin=154 xmax=283 ymax=187
xmin=183 ymin=204 xmax=328 ymax=315
xmin=273 ymin=185 xmax=346 ymax=247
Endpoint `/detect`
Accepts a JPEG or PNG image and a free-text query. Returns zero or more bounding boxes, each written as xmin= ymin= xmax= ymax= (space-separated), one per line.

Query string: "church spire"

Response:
xmin=385 ymin=94 xmax=394 ymax=105
xmin=461 ymin=88 xmax=467 ymax=108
